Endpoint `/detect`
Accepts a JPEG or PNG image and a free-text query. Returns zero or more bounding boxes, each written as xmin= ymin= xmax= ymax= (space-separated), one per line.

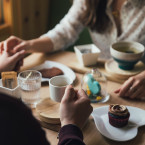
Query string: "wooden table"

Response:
xmin=21 ymin=51 xmax=145 ymax=145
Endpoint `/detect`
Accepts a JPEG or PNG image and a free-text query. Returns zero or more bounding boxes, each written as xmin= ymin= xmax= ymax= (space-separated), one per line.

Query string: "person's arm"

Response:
xmin=58 ymin=85 xmax=93 ymax=145
xmin=0 ymin=0 xmax=85 ymax=54
xmin=58 ymin=124 xmax=85 ymax=145
xmin=0 ymin=36 xmax=53 ymax=54
xmin=0 ymin=93 xmax=50 ymax=145
xmin=41 ymin=0 xmax=85 ymax=52
xmin=14 ymin=36 xmax=54 ymax=53
xmin=114 ymin=70 xmax=145 ymax=99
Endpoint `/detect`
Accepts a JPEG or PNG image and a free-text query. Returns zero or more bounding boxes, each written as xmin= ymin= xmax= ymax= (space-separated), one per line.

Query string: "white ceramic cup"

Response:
xmin=49 ymin=75 xmax=73 ymax=102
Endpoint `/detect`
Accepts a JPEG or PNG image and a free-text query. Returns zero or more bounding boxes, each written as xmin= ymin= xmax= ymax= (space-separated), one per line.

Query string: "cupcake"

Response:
xmin=108 ymin=104 xmax=130 ymax=128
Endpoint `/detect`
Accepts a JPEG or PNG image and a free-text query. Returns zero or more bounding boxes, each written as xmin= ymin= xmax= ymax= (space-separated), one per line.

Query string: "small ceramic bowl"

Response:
xmin=74 ymin=44 xmax=101 ymax=66
xmin=0 ymin=79 xmax=20 ymax=98
xmin=110 ymin=41 xmax=145 ymax=70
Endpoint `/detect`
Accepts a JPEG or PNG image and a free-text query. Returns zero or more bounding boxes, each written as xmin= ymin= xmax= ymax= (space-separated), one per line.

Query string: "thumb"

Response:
xmin=61 ymin=85 xmax=75 ymax=102
xmin=10 ymin=50 xmax=25 ymax=62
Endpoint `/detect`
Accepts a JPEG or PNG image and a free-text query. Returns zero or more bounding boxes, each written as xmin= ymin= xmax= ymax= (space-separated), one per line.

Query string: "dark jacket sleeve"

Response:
xmin=58 ymin=124 xmax=86 ymax=145
xmin=0 ymin=93 xmax=50 ymax=145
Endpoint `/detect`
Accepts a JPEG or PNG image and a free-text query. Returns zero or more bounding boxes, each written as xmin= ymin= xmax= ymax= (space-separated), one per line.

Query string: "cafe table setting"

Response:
xmin=1 ymin=42 xmax=145 ymax=145
xmin=15 ymin=41 xmax=145 ymax=145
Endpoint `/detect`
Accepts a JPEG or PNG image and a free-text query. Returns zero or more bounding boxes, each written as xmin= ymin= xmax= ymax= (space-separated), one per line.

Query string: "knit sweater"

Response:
xmin=42 ymin=0 xmax=145 ymax=61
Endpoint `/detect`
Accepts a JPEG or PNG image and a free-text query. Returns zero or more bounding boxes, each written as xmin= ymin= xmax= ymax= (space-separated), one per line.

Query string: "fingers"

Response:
xmin=77 ymin=89 xmax=91 ymax=108
xmin=14 ymin=42 xmax=26 ymax=52
xmin=129 ymin=86 xmax=144 ymax=99
xmin=10 ymin=50 xmax=25 ymax=62
xmin=77 ymin=89 xmax=89 ymax=99
xmin=62 ymin=85 xmax=76 ymax=102
xmin=116 ymin=74 xmax=145 ymax=100
xmin=118 ymin=77 xmax=134 ymax=97
xmin=4 ymin=36 xmax=21 ymax=52
xmin=77 ymin=89 xmax=93 ymax=114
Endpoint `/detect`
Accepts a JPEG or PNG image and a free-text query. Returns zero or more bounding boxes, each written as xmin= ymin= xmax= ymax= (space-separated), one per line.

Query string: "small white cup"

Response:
xmin=49 ymin=75 xmax=73 ymax=102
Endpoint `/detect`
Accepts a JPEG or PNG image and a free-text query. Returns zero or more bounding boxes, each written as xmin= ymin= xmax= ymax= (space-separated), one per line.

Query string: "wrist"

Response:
xmin=26 ymin=39 xmax=37 ymax=53
xmin=58 ymin=124 xmax=84 ymax=141
xmin=61 ymin=120 xmax=81 ymax=129
xmin=28 ymin=37 xmax=53 ymax=53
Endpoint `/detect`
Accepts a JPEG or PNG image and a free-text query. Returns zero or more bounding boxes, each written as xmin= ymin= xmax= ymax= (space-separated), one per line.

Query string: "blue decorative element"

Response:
xmin=87 ymin=74 xmax=101 ymax=95
xmin=113 ymin=57 xmax=139 ymax=70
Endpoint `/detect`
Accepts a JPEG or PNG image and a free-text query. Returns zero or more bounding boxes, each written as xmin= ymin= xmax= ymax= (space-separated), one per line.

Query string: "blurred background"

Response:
xmin=0 ymin=0 xmax=92 ymax=51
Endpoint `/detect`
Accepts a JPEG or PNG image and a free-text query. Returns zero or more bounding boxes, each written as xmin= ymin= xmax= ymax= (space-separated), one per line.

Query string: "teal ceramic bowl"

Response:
xmin=110 ymin=41 xmax=145 ymax=70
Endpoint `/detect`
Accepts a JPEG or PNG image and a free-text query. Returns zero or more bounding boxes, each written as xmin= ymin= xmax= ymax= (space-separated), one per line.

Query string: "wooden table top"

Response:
xmin=21 ymin=51 xmax=145 ymax=145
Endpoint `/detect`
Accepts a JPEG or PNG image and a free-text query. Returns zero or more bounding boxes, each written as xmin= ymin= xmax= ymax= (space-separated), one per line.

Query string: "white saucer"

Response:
xmin=105 ymin=59 xmax=145 ymax=80
xmin=92 ymin=106 xmax=145 ymax=141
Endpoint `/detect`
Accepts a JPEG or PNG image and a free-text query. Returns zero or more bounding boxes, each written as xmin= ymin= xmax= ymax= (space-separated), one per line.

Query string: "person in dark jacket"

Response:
xmin=0 ymin=85 xmax=92 ymax=145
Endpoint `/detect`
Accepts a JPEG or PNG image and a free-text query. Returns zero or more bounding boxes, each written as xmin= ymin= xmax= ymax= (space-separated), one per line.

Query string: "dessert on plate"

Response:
xmin=108 ymin=104 xmax=130 ymax=128
xmin=39 ymin=67 xmax=63 ymax=78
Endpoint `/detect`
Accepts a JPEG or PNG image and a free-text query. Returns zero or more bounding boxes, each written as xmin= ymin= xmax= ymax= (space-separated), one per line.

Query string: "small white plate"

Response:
xmin=92 ymin=106 xmax=145 ymax=141
xmin=31 ymin=61 xmax=76 ymax=82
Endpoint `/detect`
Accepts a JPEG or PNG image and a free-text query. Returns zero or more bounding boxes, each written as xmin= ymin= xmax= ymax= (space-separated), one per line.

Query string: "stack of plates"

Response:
xmin=36 ymin=98 xmax=61 ymax=132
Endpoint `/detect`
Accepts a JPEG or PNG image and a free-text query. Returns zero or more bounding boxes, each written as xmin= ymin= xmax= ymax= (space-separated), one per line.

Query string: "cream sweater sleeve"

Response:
xmin=41 ymin=0 xmax=85 ymax=51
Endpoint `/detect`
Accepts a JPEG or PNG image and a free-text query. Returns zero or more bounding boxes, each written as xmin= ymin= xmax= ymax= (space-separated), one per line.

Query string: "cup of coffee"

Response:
xmin=49 ymin=75 xmax=73 ymax=102
xmin=110 ymin=41 xmax=145 ymax=70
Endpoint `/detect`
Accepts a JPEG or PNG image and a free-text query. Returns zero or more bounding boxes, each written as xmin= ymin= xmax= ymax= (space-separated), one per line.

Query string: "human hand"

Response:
xmin=60 ymin=85 xmax=93 ymax=129
xmin=114 ymin=71 xmax=145 ymax=99
xmin=0 ymin=50 xmax=25 ymax=73
xmin=0 ymin=36 xmax=23 ymax=54
xmin=0 ymin=36 xmax=26 ymax=72
xmin=0 ymin=36 xmax=31 ymax=54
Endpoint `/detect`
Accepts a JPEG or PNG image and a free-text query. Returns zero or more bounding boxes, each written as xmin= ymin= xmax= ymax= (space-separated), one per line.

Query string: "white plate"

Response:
xmin=31 ymin=61 xmax=76 ymax=82
xmin=91 ymin=106 xmax=145 ymax=141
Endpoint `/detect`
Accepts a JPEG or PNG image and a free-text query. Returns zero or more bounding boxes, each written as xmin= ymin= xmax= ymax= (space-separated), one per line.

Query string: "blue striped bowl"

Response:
xmin=110 ymin=41 xmax=145 ymax=70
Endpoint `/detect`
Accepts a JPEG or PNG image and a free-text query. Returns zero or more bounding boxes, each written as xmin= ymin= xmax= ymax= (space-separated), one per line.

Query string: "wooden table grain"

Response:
xmin=21 ymin=51 xmax=145 ymax=145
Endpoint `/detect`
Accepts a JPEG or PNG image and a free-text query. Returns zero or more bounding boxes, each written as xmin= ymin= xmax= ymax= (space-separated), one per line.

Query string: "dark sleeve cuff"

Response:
xmin=58 ymin=124 xmax=84 ymax=145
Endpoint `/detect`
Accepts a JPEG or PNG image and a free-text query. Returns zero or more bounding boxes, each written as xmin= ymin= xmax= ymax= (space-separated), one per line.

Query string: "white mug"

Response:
xmin=49 ymin=75 xmax=73 ymax=102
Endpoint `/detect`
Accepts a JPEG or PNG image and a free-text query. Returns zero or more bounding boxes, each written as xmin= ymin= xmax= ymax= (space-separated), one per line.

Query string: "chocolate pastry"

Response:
xmin=39 ymin=67 xmax=63 ymax=78
xmin=108 ymin=104 xmax=130 ymax=128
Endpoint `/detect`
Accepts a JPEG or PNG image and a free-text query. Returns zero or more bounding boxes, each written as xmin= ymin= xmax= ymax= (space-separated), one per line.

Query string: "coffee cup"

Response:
xmin=110 ymin=41 xmax=145 ymax=70
xmin=49 ymin=75 xmax=73 ymax=102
